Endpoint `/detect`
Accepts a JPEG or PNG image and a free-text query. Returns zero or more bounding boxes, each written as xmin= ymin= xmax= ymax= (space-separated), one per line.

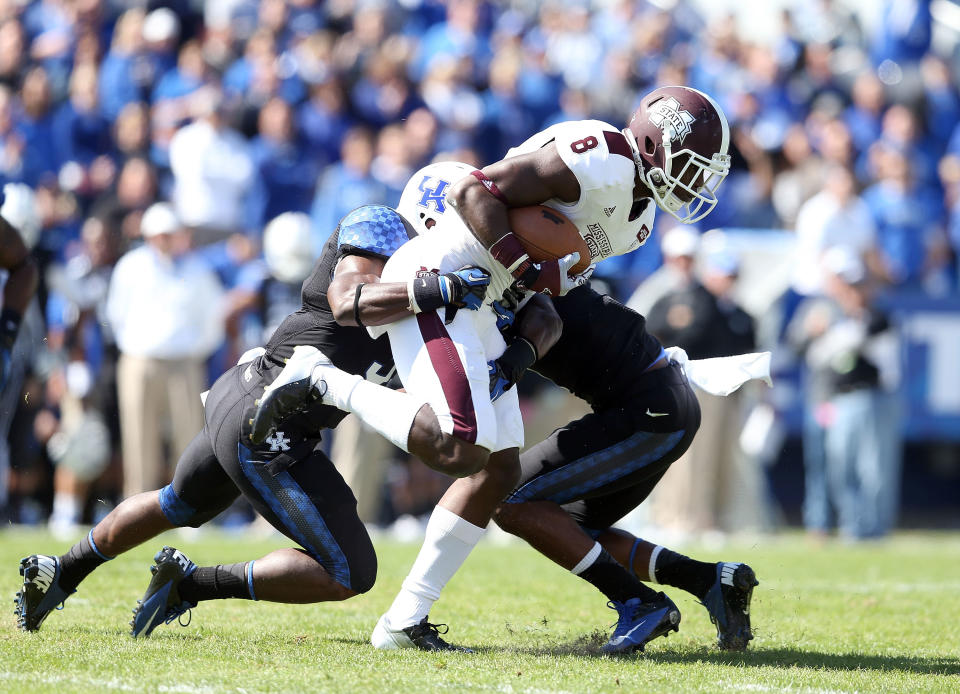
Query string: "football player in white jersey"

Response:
xmin=253 ymin=86 xmax=744 ymax=653
xmin=370 ymin=85 xmax=738 ymax=653
xmin=448 ymin=85 xmax=730 ymax=295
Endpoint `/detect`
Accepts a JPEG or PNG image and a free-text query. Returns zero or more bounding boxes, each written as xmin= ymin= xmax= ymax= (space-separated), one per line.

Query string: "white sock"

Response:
xmin=315 ymin=367 xmax=426 ymax=453
xmin=570 ymin=542 xmax=602 ymax=575
xmin=648 ymin=545 xmax=665 ymax=584
xmin=383 ymin=506 xmax=486 ymax=629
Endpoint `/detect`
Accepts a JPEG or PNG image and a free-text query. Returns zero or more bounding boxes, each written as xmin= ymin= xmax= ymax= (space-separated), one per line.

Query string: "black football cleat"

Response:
xmin=248 ymin=345 xmax=328 ymax=444
xmin=371 ymin=615 xmax=473 ymax=652
xmin=14 ymin=555 xmax=74 ymax=632
xmin=130 ymin=546 xmax=197 ymax=638
xmin=701 ymin=562 xmax=758 ymax=650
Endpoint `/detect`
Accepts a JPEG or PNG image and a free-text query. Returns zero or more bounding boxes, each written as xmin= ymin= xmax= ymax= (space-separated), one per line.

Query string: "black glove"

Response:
xmin=488 ymin=337 xmax=538 ymax=401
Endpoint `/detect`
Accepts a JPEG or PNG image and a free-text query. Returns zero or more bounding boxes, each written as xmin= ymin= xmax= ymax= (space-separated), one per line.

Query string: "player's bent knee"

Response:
xmin=492 ymin=501 xmax=524 ymax=534
xmin=157 ymin=484 xmax=214 ymax=528
xmin=483 ymin=451 xmax=521 ymax=494
xmin=445 ymin=438 xmax=490 ymax=477
xmin=350 ymin=566 xmax=377 ymax=595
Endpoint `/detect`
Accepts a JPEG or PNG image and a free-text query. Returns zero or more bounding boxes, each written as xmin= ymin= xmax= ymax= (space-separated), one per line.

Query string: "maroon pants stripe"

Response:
xmin=416 ymin=312 xmax=478 ymax=444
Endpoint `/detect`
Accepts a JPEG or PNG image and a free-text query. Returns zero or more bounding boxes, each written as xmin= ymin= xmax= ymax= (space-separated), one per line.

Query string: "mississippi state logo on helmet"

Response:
xmin=622 ymin=86 xmax=731 ymax=224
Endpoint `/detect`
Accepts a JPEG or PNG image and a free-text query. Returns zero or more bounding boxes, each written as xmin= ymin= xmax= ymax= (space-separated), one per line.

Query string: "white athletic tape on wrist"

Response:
xmin=570 ymin=541 xmax=602 ymax=575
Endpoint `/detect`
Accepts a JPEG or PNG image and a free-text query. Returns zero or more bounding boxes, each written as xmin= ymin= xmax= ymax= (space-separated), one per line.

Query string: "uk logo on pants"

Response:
xmin=266 ymin=432 xmax=291 ymax=452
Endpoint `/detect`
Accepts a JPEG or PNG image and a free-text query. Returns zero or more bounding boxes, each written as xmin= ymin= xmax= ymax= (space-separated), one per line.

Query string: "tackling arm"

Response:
xmin=488 ymin=294 xmax=563 ymax=401
xmin=327 ymin=254 xmax=410 ymax=328
xmin=327 ymin=254 xmax=491 ymax=328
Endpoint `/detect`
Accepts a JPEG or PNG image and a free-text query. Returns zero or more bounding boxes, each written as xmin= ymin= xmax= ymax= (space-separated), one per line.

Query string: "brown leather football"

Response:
xmin=508 ymin=205 xmax=591 ymax=275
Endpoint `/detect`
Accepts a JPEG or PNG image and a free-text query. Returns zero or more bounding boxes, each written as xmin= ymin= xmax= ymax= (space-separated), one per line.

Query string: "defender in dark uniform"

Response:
xmin=14 ymin=205 xmax=491 ymax=637
xmin=493 ymin=285 xmax=757 ymax=652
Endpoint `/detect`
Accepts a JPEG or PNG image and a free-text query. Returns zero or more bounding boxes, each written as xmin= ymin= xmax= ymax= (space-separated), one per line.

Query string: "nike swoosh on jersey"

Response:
xmin=646 ymin=409 xmax=669 ymax=417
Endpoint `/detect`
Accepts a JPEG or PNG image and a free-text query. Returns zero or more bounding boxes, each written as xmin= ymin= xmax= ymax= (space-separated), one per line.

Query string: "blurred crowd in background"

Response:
xmin=0 ymin=0 xmax=958 ymax=543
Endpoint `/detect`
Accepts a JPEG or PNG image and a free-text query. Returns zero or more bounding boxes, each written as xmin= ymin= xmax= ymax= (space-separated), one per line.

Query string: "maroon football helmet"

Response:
xmin=623 ymin=86 xmax=731 ymax=224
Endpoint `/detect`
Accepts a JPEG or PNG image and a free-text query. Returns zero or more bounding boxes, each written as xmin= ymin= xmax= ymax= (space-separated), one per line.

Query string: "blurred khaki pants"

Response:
xmin=117 ymin=354 xmax=205 ymax=497
xmin=650 ymin=390 xmax=767 ymax=534
xmin=331 ymin=414 xmax=392 ymax=523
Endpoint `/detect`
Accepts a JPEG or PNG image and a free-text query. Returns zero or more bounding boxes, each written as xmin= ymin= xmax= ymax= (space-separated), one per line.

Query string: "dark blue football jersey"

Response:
xmin=257 ymin=206 xmax=415 ymax=433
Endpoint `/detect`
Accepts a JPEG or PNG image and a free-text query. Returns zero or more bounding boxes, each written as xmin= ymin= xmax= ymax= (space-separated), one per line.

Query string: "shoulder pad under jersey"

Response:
xmin=550 ymin=120 xmax=636 ymax=192
xmin=337 ymin=205 xmax=411 ymax=259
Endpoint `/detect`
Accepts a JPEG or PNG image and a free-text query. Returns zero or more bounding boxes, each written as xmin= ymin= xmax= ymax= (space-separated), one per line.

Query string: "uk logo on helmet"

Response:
xmin=648 ymin=97 xmax=696 ymax=145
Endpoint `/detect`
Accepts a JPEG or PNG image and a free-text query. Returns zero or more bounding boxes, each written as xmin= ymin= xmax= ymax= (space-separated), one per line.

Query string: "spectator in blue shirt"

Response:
xmin=479 ymin=49 xmax=536 ymax=161
xmin=247 ymin=97 xmax=319 ymax=229
xmin=16 ymin=66 xmax=58 ymax=187
xmin=412 ymin=0 xmax=492 ymax=83
xmin=298 ymin=77 xmax=352 ymax=165
xmin=54 ymin=62 xmax=112 ymax=169
xmin=97 ymin=9 xmax=147 ymax=121
xmin=309 ymin=126 xmax=389 ymax=249
xmin=223 ymin=29 xmax=305 ymax=109
xmin=351 ymin=52 xmax=422 ymax=129
xmin=863 ymin=144 xmax=943 ymax=289
xmin=844 ymin=72 xmax=886 ymax=155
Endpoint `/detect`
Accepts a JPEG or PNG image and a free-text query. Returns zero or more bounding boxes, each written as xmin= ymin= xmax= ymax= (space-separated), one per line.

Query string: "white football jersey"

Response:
xmin=397 ymin=161 xmax=515 ymax=306
xmin=506 ymin=119 xmax=656 ymax=263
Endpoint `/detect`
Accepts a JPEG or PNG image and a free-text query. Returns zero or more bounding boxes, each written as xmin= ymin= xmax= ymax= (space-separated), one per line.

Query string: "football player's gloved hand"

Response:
xmin=487 ymin=337 xmax=538 ymax=402
xmin=491 ymin=300 xmax=515 ymax=333
xmin=522 ymin=252 xmax=582 ymax=297
xmin=409 ymin=266 xmax=491 ymax=324
xmin=487 ymin=360 xmax=512 ymax=402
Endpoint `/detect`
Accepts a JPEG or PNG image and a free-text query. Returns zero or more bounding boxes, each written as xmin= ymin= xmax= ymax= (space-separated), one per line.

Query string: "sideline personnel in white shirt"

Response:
xmin=169 ymin=86 xmax=254 ymax=244
xmin=106 ymin=203 xmax=225 ymax=497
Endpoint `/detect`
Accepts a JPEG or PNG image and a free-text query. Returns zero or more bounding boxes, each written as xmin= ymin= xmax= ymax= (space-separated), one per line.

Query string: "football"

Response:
xmin=508 ymin=205 xmax=591 ymax=275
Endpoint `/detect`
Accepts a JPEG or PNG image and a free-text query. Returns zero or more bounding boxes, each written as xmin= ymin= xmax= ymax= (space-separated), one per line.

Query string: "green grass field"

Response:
xmin=1 ymin=527 xmax=958 ymax=693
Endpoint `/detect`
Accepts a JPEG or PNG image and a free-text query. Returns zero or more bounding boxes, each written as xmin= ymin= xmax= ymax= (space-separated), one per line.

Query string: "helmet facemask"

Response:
xmin=623 ymin=95 xmax=732 ymax=225
xmin=649 ymin=143 xmax=731 ymax=224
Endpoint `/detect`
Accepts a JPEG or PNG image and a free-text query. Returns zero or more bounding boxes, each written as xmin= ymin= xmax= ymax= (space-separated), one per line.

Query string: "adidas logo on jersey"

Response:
xmin=603 ymin=206 xmax=616 ymax=217
xmin=32 ymin=556 xmax=57 ymax=592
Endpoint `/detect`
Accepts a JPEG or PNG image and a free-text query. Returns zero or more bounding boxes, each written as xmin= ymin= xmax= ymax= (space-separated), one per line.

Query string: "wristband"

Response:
xmin=0 ymin=307 xmax=21 ymax=349
xmin=408 ymin=275 xmax=446 ymax=314
xmin=353 ymin=283 xmax=365 ymax=329
xmin=498 ymin=337 xmax=538 ymax=384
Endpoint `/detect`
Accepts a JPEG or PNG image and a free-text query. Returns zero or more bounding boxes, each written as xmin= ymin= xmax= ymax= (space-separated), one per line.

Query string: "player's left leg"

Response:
xmin=371 ymin=445 xmax=520 ymax=652
xmin=495 ymin=363 xmax=703 ymax=653
xmin=131 ymin=439 xmax=377 ymax=638
xmin=16 ymin=430 xmax=239 ymax=633
xmin=497 ymin=366 xmax=757 ymax=650
xmin=593 ymin=527 xmax=758 ymax=651
xmin=372 ymin=313 xmax=523 ymax=651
